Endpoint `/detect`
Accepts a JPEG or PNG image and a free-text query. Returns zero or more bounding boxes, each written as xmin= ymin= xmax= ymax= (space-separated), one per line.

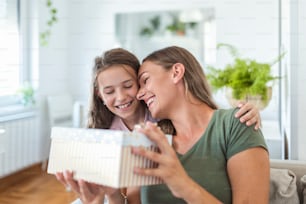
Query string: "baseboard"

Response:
xmin=0 ymin=162 xmax=44 ymax=192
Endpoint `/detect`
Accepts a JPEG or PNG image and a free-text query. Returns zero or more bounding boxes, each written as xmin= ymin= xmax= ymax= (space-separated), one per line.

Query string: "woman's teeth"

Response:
xmin=147 ymin=98 xmax=154 ymax=107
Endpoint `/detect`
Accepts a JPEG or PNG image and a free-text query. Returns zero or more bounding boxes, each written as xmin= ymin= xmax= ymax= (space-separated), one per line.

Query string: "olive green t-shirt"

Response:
xmin=141 ymin=108 xmax=268 ymax=204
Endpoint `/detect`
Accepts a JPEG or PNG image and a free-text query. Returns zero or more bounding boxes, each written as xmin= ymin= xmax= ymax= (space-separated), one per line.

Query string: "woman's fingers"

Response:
xmin=132 ymin=146 xmax=162 ymax=164
xmin=133 ymin=164 xmax=160 ymax=177
xmin=136 ymin=122 xmax=173 ymax=154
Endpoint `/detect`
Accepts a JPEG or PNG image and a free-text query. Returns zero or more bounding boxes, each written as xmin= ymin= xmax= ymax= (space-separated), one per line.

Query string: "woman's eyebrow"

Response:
xmin=138 ymin=72 xmax=146 ymax=80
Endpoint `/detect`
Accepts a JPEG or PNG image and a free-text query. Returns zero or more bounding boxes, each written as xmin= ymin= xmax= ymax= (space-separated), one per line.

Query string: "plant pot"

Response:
xmin=225 ymin=87 xmax=272 ymax=110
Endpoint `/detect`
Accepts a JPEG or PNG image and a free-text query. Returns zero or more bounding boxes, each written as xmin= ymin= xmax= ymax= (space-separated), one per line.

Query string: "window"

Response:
xmin=0 ymin=0 xmax=21 ymax=106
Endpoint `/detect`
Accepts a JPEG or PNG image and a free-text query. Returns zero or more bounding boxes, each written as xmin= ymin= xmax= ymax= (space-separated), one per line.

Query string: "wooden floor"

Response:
xmin=0 ymin=163 xmax=78 ymax=204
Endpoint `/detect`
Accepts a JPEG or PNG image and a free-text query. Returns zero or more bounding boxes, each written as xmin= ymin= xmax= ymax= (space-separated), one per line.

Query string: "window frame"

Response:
xmin=0 ymin=0 xmax=32 ymax=108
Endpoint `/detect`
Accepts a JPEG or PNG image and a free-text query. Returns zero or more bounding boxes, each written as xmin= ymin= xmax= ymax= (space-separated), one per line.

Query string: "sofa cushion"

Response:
xmin=270 ymin=168 xmax=300 ymax=204
xmin=270 ymin=159 xmax=306 ymax=203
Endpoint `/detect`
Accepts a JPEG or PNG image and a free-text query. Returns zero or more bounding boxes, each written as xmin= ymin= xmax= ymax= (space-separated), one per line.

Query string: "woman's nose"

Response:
xmin=137 ymin=88 xmax=145 ymax=100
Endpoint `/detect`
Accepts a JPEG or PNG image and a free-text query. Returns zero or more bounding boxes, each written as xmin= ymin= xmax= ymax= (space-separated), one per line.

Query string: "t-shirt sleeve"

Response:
xmin=225 ymin=108 xmax=268 ymax=159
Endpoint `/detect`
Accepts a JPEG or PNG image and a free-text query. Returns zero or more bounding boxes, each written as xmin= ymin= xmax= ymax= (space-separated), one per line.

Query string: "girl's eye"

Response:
xmin=123 ymin=82 xmax=133 ymax=89
xmin=124 ymin=84 xmax=133 ymax=89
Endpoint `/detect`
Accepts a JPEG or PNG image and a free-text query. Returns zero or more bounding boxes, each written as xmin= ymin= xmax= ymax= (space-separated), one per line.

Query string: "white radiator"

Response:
xmin=0 ymin=111 xmax=40 ymax=178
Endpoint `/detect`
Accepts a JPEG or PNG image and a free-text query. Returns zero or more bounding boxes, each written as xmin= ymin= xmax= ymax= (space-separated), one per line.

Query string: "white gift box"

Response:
xmin=47 ymin=127 xmax=172 ymax=188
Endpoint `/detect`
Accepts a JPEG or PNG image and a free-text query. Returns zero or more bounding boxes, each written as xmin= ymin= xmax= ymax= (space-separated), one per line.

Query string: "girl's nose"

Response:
xmin=116 ymin=89 xmax=126 ymax=101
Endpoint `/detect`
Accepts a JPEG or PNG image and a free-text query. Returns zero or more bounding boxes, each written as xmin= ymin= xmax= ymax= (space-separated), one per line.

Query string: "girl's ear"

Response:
xmin=96 ymin=88 xmax=101 ymax=97
xmin=96 ymin=91 xmax=106 ymax=105
xmin=172 ymin=63 xmax=185 ymax=84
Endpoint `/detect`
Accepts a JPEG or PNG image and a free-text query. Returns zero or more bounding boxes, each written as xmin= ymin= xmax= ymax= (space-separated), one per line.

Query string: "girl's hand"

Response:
xmin=131 ymin=122 xmax=191 ymax=199
xmin=55 ymin=171 xmax=119 ymax=204
xmin=235 ymin=102 xmax=261 ymax=130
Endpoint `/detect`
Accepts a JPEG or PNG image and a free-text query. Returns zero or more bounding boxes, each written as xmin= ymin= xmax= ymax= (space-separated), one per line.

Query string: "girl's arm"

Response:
xmin=56 ymin=171 xmax=124 ymax=204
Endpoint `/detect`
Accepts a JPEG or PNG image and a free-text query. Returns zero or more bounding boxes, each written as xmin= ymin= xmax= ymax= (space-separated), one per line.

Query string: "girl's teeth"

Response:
xmin=118 ymin=102 xmax=131 ymax=109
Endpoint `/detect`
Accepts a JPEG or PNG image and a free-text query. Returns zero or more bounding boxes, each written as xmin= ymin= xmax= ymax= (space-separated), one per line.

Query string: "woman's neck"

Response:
xmin=170 ymin=103 xmax=214 ymax=154
xmin=171 ymin=102 xmax=214 ymax=138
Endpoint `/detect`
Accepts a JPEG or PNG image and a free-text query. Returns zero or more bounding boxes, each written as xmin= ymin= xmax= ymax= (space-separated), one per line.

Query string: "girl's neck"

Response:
xmin=121 ymin=105 xmax=146 ymax=131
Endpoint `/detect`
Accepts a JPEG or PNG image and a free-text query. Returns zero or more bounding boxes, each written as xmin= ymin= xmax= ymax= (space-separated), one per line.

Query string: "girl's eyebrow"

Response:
xmin=103 ymin=79 xmax=133 ymax=89
xmin=102 ymin=85 xmax=112 ymax=90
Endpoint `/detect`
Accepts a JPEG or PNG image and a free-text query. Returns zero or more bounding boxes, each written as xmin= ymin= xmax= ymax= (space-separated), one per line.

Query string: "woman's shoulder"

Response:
xmin=213 ymin=108 xmax=239 ymax=122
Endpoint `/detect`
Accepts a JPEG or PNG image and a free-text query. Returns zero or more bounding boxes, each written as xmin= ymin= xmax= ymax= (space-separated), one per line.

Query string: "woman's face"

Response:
xmin=137 ymin=61 xmax=174 ymax=119
xmin=97 ymin=65 xmax=141 ymax=120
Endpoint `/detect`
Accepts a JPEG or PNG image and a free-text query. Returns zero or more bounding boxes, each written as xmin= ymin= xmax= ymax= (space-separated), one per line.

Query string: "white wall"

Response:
xmin=37 ymin=0 xmax=70 ymax=160
xmin=296 ymin=0 xmax=306 ymax=160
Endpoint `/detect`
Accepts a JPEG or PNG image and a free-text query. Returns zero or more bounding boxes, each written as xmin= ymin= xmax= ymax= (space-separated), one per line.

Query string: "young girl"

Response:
xmin=56 ymin=48 xmax=263 ymax=204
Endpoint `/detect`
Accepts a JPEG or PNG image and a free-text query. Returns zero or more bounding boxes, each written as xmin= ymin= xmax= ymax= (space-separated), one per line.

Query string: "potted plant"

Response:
xmin=17 ymin=82 xmax=36 ymax=106
xmin=206 ymin=43 xmax=285 ymax=110
xmin=139 ymin=15 xmax=161 ymax=37
xmin=165 ymin=14 xmax=186 ymax=36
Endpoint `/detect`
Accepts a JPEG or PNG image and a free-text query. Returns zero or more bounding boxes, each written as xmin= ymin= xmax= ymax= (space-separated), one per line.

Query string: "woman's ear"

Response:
xmin=172 ymin=63 xmax=185 ymax=84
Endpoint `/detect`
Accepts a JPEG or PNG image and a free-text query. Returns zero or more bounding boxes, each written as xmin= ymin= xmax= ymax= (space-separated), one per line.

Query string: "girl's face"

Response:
xmin=97 ymin=65 xmax=141 ymax=120
xmin=137 ymin=61 xmax=174 ymax=119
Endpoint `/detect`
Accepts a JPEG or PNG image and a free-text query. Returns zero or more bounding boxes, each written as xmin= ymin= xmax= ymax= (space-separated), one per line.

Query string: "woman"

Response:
xmin=132 ymin=46 xmax=270 ymax=203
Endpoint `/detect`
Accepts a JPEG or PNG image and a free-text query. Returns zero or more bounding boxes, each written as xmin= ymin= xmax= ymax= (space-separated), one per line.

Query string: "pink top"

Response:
xmin=110 ymin=109 xmax=156 ymax=131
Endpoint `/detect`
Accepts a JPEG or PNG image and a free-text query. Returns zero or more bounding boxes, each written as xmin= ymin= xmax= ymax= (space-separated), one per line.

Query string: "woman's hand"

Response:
xmin=132 ymin=122 xmax=196 ymax=197
xmin=235 ymin=102 xmax=261 ymax=130
xmin=132 ymin=122 xmax=189 ymax=198
xmin=55 ymin=171 xmax=119 ymax=204
xmin=132 ymin=122 xmax=221 ymax=203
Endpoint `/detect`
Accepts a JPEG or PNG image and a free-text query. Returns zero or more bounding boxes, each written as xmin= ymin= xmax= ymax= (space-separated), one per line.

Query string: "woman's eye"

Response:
xmin=143 ymin=77 xmax=148 ymax=84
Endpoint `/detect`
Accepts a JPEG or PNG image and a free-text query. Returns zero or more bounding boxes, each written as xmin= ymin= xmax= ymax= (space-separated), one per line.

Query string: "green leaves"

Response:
xmin=16 ymin=82 xmax=36 ymax=106
xmin=40 ymin=0 xmax=58 ymax=46
xmin=206 ymin=44 xmax=284 ymax=102
xmin=139 ymin=16 xmax=161 ymax=37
